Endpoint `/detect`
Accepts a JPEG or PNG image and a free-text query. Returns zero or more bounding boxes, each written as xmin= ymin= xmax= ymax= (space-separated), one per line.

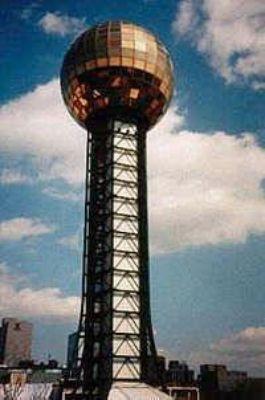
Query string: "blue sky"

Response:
xmin=0 ymin=0 xmax=264 ymax=376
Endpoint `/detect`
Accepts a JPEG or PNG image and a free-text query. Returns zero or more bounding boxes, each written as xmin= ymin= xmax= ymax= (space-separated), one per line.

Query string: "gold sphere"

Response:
xmin=61 ymin=21 xmax=174 ymax=130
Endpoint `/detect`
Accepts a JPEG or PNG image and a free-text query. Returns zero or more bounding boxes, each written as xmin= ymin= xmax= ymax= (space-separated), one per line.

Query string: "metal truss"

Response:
xmin=71 ymin=119 xmax=159 ymax=400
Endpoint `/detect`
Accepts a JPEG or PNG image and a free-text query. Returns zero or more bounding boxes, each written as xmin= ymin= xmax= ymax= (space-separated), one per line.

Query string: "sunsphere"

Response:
xmin=61 ymin=21 xmax=173 ymax=130
xmin=60 ymin=21 xmax=174 ymax=400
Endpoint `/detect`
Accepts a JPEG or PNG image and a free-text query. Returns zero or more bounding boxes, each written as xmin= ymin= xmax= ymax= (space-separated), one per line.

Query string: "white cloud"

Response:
xmin=0 ymin=262 xmax=79 ymax=321
xmin=188 ymin=327 xmax=265 ymax=376
xmin=148 ymin=123 xmax=265 ymax=253
xmin=0 ymin=218 xmax=55 ymax=241
xmin=173 ymin=0 xmax=265 ymax=88
xmin=173 ymin=0 xmax=199 ymax=35
xmin=251 ymin=81 xmax=265 ymax=91
xmin=57 ymin=233 xmax=79 ymax=250
xmin=0 ymin=169 xmax=32 ymax=185
xmin=1 ymin=80 xmax=265 ymax=252
xmin=38 ymin=12 xmax=86 ymax=36
xmin=42 ymin=187 xmax=81 ymax=202
xmin=21 ymin=2 xmax=40 ymax=21
xmin=0 ymin=79 xmax=86 ymax=185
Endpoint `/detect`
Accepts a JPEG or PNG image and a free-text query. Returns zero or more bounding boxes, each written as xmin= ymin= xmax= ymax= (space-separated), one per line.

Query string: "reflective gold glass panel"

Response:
xmin=61 ymin=21 xmax=174 ymax=129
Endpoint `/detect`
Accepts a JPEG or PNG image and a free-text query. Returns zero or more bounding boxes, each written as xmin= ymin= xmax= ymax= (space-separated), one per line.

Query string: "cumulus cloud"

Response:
xmin=172 ymin=0 xmax=265 ymax=89
xmin=148 ymin=122 xmax=265 ymax=253
xmin=57 ymin=233 xmax=80 ymax=250
xmin=188 ymin=327 xmax=265 ymax=376
xmin=38 ymin=12 xmax=86 ymax=36
xmin=0 ymin=262 xmax=79 ymax=321
xmin=1 ymin=80 xmax=265 ymax=252
xmin=0 ymin=169 xmax=32 ymax=185
xmin=0 ymin=79 xmax=85 ymax=185
xmin=42 ymin=187 xmax=81 ymax=202
xmin=173 ymin=0 xmax=199 ymax=35
xmin=0 ymin=218 xmax=55 ymax=241
xmin=252 ymin=81 xmax=265 ymax=91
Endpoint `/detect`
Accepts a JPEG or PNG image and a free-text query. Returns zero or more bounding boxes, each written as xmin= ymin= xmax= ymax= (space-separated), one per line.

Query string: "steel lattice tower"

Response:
xmin=60 ymin=21 xmax=173 ymax=400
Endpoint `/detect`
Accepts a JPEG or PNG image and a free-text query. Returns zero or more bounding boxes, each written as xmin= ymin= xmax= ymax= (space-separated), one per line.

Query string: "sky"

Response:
xmin=0 ymin=0 xmax=264 ymax=377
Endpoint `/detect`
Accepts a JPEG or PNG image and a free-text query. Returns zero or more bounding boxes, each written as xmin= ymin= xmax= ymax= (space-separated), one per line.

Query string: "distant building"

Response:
xmin=0 ymin=365 xmax=65 ymax=385
xmin=200 ymin=364 xmax=226 ymax=391
xmin=245 ymin=377 xmax=265 ymax=399
xmin=199 ymin=364 xmax=247 ymax=392
xmin=157 ymin=355 xmax=167 ymax=386
xmin=67 ymin=332 xmax=78 ymax=369
xmin=167 ymin=360 xmax=194 ymax=386
xmin=0 ymin=366 xmax=64 ymax=400
xmin=0 ymin=318 xmax=33 ymax=367
xmin=226 ymin=370 xmax=248 ymax=391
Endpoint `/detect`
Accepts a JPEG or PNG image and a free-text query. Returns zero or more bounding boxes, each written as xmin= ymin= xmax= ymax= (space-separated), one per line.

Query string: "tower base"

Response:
xmin=108 ymin=382 xmax=173 ymax=400
xmin=63 ymin=381 xmax=173 ymax=400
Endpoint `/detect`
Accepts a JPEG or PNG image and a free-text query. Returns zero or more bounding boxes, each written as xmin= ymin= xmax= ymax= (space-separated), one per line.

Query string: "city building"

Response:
xmin=67 ymin=332 xmax=78 ymax=370
xmin=245 ymin=378 xmax=265 ymax=399
xmin=157 ymin=355 xmax=167 ymax=386
xmin=165 ymin=361 xmax=198 ymax=400
xmin=200 ymin=364 xmax=226 ymax=392
xmin=198 ymin=369 xmax=265 ymax=400
xmin=167 ymin=361 xmax=194 ymax=386
xmin=60 ymin=20 xmax=174 ymax=399
xmin=199 ymin=364 xmax=247 ymax=392
xmin=0 ymin=318 xmax=33 ymax=367
xmin=226 ymin=370 xmax=248 ymax=392
xmin=0 ymin=366 xmax=64 ymax=400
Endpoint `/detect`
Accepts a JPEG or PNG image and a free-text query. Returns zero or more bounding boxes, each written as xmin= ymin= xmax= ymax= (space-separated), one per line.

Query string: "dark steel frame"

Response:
xmin=72 ymin=118 xmax=158 ymax=400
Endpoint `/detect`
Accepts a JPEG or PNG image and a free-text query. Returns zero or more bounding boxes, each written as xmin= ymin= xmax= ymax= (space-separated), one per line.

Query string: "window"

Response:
xmin=14 ymin=323 xmax=21 ymax=331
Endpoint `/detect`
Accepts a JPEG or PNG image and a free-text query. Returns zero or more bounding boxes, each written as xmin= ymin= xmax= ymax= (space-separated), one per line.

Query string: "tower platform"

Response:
xmin=108 ymin=382 xmax=172 ymax=400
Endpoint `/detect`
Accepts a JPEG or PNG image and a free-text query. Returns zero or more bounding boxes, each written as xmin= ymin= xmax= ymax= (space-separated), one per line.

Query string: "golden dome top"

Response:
xmin=61 ymin=21 xmax=174 ymax=130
